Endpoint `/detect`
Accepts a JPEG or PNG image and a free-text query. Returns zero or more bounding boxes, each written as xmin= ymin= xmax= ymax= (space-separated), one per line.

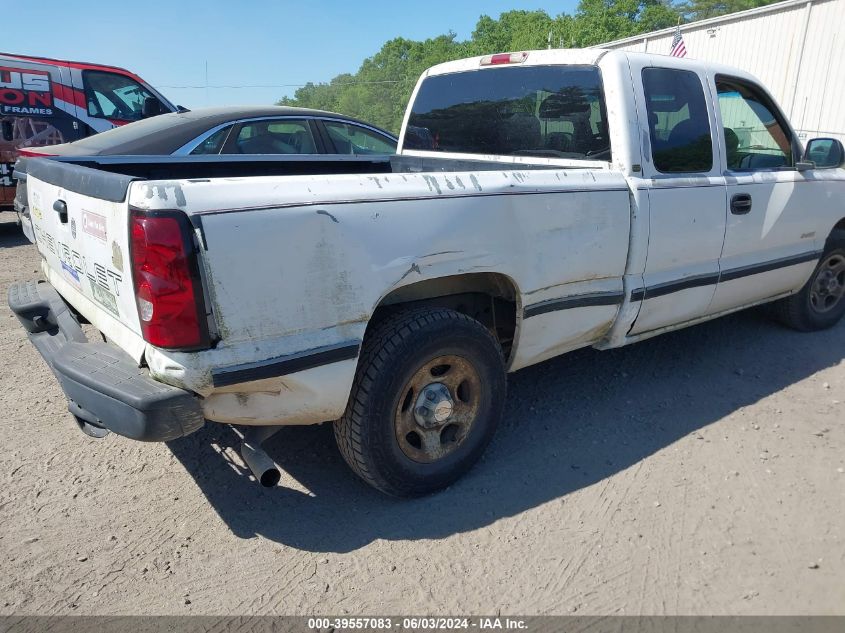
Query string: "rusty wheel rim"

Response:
xmin=394 ymin=354 xmax=482 ymax=464
xmin=810 ymin=253 xmax=845 ymax=314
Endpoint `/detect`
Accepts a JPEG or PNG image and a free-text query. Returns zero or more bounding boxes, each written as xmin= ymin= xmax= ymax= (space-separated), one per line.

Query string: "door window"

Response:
xmin=83 ymin=70 xmax=160 ymax=122
xmin=642 ymin=68 xmax=713 ymax=173
xmin=190 ymin=126 xmax=232 ymax=155
xmin=231 ymin=119 xmax=317 ymax=154
xmin=716 ymin=77 xmax=794 ymax=171
xmin=323 ymin=121 xmax=396 ymax=154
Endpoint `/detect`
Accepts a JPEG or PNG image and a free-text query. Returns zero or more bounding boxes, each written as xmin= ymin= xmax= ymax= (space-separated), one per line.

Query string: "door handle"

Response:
xmin=730 ymin=193 xmax=752 ymax=215
xmin=53 ymin=199 xmax=68 ymax=223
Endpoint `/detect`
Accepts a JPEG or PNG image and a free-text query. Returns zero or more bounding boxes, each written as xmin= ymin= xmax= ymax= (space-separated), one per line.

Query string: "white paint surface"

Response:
xmin=24 ymin=49 xmax=845 ymax=427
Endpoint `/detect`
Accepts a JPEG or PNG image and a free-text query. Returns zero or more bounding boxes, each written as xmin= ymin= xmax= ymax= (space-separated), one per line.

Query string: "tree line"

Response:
xmin=278 ymin=0 xmax=782 ymax=133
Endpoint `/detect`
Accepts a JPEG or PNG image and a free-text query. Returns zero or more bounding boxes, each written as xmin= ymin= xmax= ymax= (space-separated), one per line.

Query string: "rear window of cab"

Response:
xmin=405 ymin=65 xmax=610 ymax=161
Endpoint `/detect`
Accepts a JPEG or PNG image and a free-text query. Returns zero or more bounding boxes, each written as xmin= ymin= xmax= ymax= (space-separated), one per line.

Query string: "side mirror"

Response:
xmin=803 ymin=138 xmax=844 ymax=169
xmin=1 ymin=119 xmax=13 ymax=142
xmin=141 ymin=97 xmax=163 ymax=118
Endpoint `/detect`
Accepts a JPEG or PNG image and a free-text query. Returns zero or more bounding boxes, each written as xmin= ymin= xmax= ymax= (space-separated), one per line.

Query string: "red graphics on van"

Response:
xmin=0 ymin=52 xmax=175 ymax=209
xmin=0 ymin=67 xmax=54 ymax=115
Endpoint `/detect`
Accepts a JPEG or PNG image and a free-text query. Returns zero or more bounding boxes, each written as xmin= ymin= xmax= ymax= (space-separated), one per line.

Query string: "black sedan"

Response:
xmin=20 ymin=106 xmax=397 ymax=158
xmin=14 ymin=106 xmax=397 ymax=240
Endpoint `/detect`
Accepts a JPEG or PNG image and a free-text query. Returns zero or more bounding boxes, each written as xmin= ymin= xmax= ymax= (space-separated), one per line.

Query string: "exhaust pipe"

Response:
xmin=239 ymin=426 xmax=283 ymax=487
xmin=241 ymin=441 xmax=282 ymax=487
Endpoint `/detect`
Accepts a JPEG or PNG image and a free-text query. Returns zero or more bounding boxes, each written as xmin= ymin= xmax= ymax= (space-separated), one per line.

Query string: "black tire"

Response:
xmin=334 ymin=307 xmax=506 ymax=497
xmin=772 ymin=229 xmax=845 ymax=331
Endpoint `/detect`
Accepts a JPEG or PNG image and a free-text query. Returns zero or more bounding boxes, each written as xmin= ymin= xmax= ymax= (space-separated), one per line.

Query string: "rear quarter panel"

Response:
xmin=135 ymin=168 xmax=631 ymax=423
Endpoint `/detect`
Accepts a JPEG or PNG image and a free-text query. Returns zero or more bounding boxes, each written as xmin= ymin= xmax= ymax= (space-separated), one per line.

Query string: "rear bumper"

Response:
xmin=7 ymin=279 xmax=205 ymax=442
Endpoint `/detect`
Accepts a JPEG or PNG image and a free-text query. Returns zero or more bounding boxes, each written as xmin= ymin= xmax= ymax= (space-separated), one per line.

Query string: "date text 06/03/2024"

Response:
xmin=306 ymin=617 xmax=527 ymax=630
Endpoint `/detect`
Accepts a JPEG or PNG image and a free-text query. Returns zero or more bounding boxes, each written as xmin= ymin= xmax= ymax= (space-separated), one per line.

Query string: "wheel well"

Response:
xmin=369 ymin=273 xmax=519 ymax=363
xmin=834 ymin=218 xmax=845 ymax=232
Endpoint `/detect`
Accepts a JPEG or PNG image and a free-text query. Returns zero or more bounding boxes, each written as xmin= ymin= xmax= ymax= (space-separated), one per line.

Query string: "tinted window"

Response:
xmin=406 ymin=65 xmax=610 ymax=160
xmin=231 ymin=119 xmax=317 ymax=154
xmin=189 ymin=125 xmax=232 ymax=155
xmin=716 ymin=77 xmax=793 ymax=170
xmin=83 ymin=71 xmax=160 ymax=122
xmin=642 ymin=68 xmax=713 ymax=173
xmin=324 ymin=121 xmax=395 ymax=154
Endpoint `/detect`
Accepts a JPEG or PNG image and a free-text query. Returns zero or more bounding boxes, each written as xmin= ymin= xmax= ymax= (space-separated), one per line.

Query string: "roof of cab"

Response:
xmin=421 ymin=48 xmax=764 ymax=95
xmin=424 ymin=48 xmax=613 ymax=77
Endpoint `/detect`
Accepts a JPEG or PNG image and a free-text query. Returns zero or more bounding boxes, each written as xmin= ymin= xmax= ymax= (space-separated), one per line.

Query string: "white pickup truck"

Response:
xmin=10 ymin=49 xmax=845 ymax=497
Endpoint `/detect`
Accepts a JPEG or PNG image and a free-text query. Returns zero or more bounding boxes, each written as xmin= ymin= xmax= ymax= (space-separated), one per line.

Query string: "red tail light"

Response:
xmin=129 ymin=208 xmax=210 ymax=350
xmin=480 ymin=52 xmax=529 ymax=66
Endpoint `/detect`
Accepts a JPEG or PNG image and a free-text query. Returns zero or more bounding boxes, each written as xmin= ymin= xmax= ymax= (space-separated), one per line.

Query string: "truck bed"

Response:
xmin=19 ymin=153 xmax=562 ymax=189
xmin=21 ymin=151 xmax=631 ymax=409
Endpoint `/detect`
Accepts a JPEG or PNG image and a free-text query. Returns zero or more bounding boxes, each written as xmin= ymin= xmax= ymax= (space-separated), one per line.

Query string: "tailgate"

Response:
xmin=25 ymin=158 xmax=146 ymax=360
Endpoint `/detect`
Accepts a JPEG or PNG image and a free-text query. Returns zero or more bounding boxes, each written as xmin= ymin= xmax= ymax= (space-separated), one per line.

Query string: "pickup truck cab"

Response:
xmin=9 ymin=49 xmax=845 ymax=497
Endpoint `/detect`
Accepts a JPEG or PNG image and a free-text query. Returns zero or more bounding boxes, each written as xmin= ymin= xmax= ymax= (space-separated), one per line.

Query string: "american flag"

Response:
xmin=670 ymin=25 xmax=687 ymax=57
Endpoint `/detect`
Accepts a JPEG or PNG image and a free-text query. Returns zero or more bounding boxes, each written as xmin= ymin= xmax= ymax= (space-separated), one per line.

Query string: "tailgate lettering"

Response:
xmin=29 ymin=183 xmax=135 ymax=333
xmin=37 ymin=226 xmax=125 ymax=298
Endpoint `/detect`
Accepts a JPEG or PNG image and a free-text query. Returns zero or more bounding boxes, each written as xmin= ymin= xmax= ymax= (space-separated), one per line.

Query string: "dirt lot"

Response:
xmin=0 ymin=216 xmax=843 ymax=615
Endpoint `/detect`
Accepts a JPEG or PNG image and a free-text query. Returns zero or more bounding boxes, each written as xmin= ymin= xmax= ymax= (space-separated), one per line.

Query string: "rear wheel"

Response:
xmin=334 ymin=307 xmax=506 ymax=497
xmin=772 ymin=229 xmax=845 ymax=331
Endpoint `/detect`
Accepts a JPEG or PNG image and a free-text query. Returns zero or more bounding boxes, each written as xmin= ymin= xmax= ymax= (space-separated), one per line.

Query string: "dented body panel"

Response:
xmin=139 ymin=167 xmax=631 ymax=424
xmin=17 ymin=49 xmax=845 ymax=431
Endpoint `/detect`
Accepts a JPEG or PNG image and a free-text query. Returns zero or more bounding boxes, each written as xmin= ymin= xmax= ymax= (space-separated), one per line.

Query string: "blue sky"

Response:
xmin=8 ymin=0 xmax=578 ymax=109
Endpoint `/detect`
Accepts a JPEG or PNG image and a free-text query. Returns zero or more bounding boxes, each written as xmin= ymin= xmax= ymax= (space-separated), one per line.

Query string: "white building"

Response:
xmin=598 ymin=0 xmax=845 ymax=144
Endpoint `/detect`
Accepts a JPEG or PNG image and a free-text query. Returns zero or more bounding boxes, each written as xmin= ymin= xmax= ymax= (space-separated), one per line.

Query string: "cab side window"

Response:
xmin=642 ymin=68 xmax=713 ymax=173
xmin=83 ymin=70 xmax=160 ymax=122
xmin=716 ymin=77 xmax=794 ymax=171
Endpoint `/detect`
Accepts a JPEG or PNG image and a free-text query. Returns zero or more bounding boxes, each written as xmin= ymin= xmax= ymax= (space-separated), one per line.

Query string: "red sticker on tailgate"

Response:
xmin=82 ymin=210 xmax=107 ymax=241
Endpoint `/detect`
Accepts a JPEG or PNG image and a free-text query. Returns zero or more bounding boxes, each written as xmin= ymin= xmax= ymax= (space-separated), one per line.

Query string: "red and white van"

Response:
xmin=0 ymin=52 xmax=176 ymax=212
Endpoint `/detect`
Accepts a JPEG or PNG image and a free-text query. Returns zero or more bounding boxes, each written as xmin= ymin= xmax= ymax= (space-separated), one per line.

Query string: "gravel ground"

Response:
xmin=0 ymin=216 xmax=843 ymax=615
